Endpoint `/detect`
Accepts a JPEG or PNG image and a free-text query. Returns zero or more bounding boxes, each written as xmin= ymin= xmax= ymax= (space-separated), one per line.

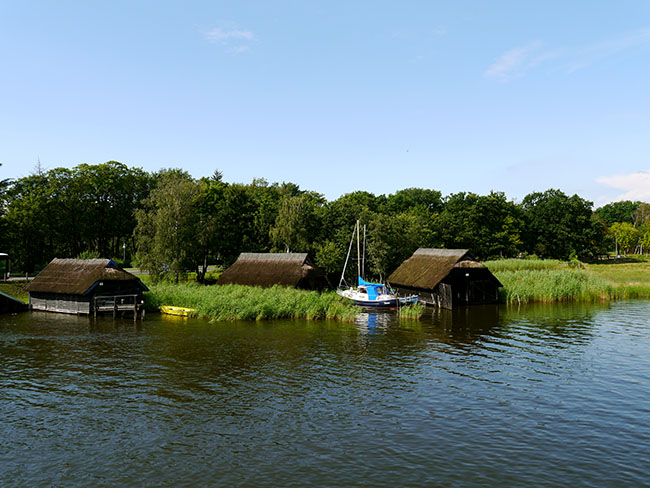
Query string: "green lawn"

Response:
xmin=0 ymin=282 xmax=28 ymax=303
xmin=585 ymin=258 xmax=650 ymax=299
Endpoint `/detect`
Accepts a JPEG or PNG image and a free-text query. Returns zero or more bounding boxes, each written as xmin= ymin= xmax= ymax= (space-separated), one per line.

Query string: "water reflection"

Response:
xmin=354 ymin=311 xmax=394 ymax=332
xmin=1 ymin=303 xmax=605 ymax=379
xmin=352 ymin=302 xmax=605 ymax=350
xmin=2 ymin=302 xmax=649 ymax=487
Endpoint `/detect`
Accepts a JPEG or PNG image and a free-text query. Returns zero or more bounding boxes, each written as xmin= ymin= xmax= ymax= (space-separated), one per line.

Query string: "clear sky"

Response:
xmin=2 ymin=1 xmax=650 ymax=206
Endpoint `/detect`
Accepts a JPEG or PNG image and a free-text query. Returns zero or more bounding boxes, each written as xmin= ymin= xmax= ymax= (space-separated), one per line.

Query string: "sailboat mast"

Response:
xmin=362 ymin=224 xmax=366 ymax=280
xmin=356 ymin=219 xmax=361 ymax=281
xmin=339 ymin=223 xmax=357 ymax=289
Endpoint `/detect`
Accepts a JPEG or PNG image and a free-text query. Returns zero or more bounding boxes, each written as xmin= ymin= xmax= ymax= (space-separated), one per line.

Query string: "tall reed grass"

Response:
xmin=485 ymin=258 xmax=568 ymax=273
xmin=397 ymin=303 xmax=426 ymax=319
xmin=145 ymin=283 xmax=359 ymax=321
xmin=495 ymin=269 xmax=614 ymax=304
xmin=488 ymin=258 xmax=650 ymax=303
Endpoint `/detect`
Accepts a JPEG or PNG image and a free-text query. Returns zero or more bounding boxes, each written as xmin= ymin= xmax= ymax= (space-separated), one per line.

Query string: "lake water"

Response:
xmin=1 ymin=301 xmax=650 ymax=487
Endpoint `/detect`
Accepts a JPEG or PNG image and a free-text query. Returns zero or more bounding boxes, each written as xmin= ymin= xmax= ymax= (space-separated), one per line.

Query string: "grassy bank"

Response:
xmin=492 ymin=268 xmax=614 ymax=304
xmin=486 ymin=258 xmax=650 ymax=304
xmin=0 ymin=282 xmax=28 ymax=303
xmin=145 ymin=282 xmax=359 ymax=321
xmin=587 ymin=258 xmax=650 ymax=299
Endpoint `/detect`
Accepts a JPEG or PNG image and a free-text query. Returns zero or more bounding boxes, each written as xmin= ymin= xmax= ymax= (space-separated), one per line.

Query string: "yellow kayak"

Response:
xmin=160 ymin=305 xmax=197 ymax=317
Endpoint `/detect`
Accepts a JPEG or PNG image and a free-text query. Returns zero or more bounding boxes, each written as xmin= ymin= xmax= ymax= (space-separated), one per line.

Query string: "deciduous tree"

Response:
xmin=521 ymin=189 xmax=600 ymax=260
xmin=134 ymin=170 xmax=201 ymax=282
xmin=609 ymin=222 xmax=639 ymax=255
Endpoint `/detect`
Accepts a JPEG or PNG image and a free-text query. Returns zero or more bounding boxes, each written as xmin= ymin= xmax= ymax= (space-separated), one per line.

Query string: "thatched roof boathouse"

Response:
xmin=217 ymin=253 xmax=327 ymax=290
xmin=388 ymin=249 xmax=502 ymax=309
xmin=25 ymin=258 xmax=148 ymax=316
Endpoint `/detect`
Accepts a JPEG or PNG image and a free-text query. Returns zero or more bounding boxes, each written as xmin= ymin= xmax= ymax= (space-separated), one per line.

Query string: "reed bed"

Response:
xmin=485 ymin=258 xmax=568 ymax=273
xmin=397 ymin=303 xmax=426 ymax=319
xmin=144 ymin=283 xmax=358 ymax=322
xmin=495 ymin=269 xmax=614 ymax=304
xmin=488 ymin=257 xmax=650 ymax=304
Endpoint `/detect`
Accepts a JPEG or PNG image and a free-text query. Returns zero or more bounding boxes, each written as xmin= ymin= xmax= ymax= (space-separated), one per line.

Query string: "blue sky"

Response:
xmin=2 ymin=1 xmax=650 ymax=206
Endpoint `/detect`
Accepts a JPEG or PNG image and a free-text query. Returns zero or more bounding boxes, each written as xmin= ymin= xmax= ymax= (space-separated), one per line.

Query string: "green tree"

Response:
xmin=367 ymin=212 xmax=432 ymax=281
xmin=323 ymin=191 xmax=382 ymax=237
xmin=73 ymin=161 xmax=153 ymax=259
xmin=609 ymin=222 xmax=639 ymax=255
xmin=595 ymin=201 xmax=640 ymax=226
xmin=633 ymin=202 xmax=650 ymax=228
xmin=270 ymin=192 xmax=325 ymax=252
xmin=319 ymin=191 xmax=379 ymax=264
xmin=314 ymin=240 xmax=345 ymax=287
xmin=246 ymin=178 xmax=283 ymax=252
xmin=4 ymin=171 xmax=54 ymax=272
xmin=639 ymin=224 xmax=650 ymax=254
xmin=521 ymin=189 xmax=600 ymax=260
xmin=433 ymin=191 xmax=523 ymax=259
xmin=0 ymin=163 xmax=10 ymax=254
xmin=3 ymin=161 xmax=154 ymax=271
xmin=384 ymin=188 xmax=443 ymax=215
xmin=0 ymin=162 xmax=11 ymax=206
xmin=134 ymin=170 xmax=202 ymax=282
xmin=203 ymin=181 xmax=256 ymax=265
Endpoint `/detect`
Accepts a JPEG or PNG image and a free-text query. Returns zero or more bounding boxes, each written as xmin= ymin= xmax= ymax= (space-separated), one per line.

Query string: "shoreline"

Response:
xmin=3 ymin=257 xmax=650 ymax=319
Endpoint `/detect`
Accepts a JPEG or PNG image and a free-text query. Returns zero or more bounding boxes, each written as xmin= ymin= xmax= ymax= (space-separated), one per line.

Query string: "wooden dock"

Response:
xmin=92 ymin=294 xmax=145 ymax=320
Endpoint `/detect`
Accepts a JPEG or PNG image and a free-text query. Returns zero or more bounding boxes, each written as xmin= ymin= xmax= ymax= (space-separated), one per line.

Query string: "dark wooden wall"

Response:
xmin=395 ymin=269 xmax=500 ymax=309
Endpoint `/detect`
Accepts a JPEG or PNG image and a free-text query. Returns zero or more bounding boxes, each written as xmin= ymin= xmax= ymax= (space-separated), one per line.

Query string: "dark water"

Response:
xmin=1 ymin=302 xmax=650 ymax=487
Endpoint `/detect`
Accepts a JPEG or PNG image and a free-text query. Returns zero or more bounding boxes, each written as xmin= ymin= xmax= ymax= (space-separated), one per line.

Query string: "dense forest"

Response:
xmin=1 ymin=161 xmax=649 ymax=282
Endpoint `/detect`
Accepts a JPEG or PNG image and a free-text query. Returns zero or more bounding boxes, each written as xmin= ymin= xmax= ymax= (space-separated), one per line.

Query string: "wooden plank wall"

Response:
xmin=30 ymin=293 xmax=91 ymax=314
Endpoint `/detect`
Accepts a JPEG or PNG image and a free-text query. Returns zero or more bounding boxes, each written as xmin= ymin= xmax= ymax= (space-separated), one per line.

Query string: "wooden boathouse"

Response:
xmin=218 ymin=253 xmax=327 ymax=290
xmin=24 ymin=258 xmax=148 ymax=318
xmin=388 ymin=249 xmax=502 ymax=309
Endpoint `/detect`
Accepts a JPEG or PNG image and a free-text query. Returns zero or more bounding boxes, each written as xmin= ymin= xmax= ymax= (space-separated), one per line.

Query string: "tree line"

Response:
xmin=0 ymin=161 xmax=646 ymax=282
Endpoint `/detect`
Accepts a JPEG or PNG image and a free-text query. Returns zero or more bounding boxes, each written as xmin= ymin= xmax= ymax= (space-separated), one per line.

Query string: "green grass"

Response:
xmin=487 ymin=257 xmax=650 ymax=304
xmin=144 ymin=283 xmax=359 ymax=322
xmin=398 ymin=303 xmax=426 ymax=319
xmin=143 ymin=257 xmax=650 ymax=317
xmin=494 ymin=268 xmax=614 ymax=304
xmin=485 ymin=258 xmax=568 ymax=273
xmin=586 ymin=259 xmax=650 ymax=299
xmin=0 ymin=282 xmax=28 ymax=303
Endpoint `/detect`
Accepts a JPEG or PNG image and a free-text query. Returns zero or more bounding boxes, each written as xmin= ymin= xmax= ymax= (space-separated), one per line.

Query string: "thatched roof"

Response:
xmin=218 ymin=253 xmax=324 ymax=288
xmin=25 ymin=258 xmax=148 ymax=295
xmin=388 ymin=248 xmax=499 ymax=289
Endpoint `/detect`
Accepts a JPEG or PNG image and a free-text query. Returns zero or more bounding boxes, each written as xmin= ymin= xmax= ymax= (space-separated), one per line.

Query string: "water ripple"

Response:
xmin=2 ymin=303 xmax=650 ymax=486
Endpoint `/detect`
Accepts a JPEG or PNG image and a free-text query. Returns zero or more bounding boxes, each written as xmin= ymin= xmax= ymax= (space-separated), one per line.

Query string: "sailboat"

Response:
xmin=336 ymin=220 xmax=418 ymax=308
